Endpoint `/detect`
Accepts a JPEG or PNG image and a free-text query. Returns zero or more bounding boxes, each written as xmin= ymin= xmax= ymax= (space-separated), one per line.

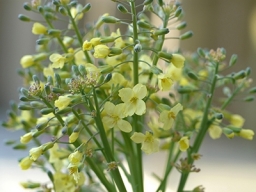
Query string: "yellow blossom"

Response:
xmin=90 ymin=37 xmax=101 ymax=46
xmin=159 ymin=103 xmax=183 ymax=130
xmin=43 ymin=65 xmax=54 ymax=78
xmin=50 ymin=53 xmax=66 ymax=69
xmin=20 ymin=132 xmax=33 ymax=144
xmin=20 ymin=55 xmax=34 ymax=68
xmin=111 ymin=28 xmax=125 ymax=48
xmin=53 ymin=172 xmax=77 ymax=192
xmin=82 ymin=40 xmax=93 ymax=51
xmin=29 ymin=146 xmax=43 ymax=161
xmin=238 ymin=129 xmax=254 ymax=140
xmin=67 ymin=163 xmax=82 ymax=184
xmin=167 ymin=65 xmax=183 ymax=81
xmin=208 ymin=124 xmax=222 ymax=139
xmin=131 ymin=131 xmax=159 ymax=154
xmin=230 ymin=114 xmax=245 ymax=127
xmin=70 ymin=4 xmax=83 ymax=21
xmin=179 ymin=136 xmax=190 ymax=151
xmin=49 ymin=144 xmax=70 ymax=171
xmin=119 ymin=84 xmax=147 ymax=116
xmin=94 ymin=44 xmax=110 ymax=58
xmin=68 ymin=151 xmax=83 ymax=165
xmin=102 ymin=102 xmax=132 ymax=132
xmin=55 ymin=95 xmax=72 ymax=110
xmin=19 ymin=156 xmax=33 ymax=170
xmin=171 ymin=54 xmax=185 ymax=68
xmin=63 ymin=36 xmax=73 ymax=47
xmin=69 ymin=132 xmax=80 ymax=143
xmin=60 ymin=0 xmax=70 ymax=4
xmin=32 ymin=22 xmax=47 ymax=35
xmin=158 ymin=73 xmax=173 ymax=91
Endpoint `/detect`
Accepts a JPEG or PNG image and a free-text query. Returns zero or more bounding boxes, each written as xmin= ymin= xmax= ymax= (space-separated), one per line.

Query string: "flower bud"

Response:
xmin=134 ymin=44 xmax=142 ymax=52
xmin=215 ymin=113 xmax=224 ymax=120
xmin=32 ymin=75 xmax=40 ymax=84
xmin=238 ymin=129 xmax=254 ymax=140
xmin=18 ymin=14 xmax=31 ymax=22
xmin=187 ymin=71 xmax=198 ymax=80
xmin=48 ymin=29 xmax=61 ymax=37
xmin=158 ymin=51 xmax=173 ymax=60
xmin=197 ymin=47 xmax=205 ymax=58
xmin=54 ymin=73 xmax=62 ymax=87
xmin=56 ymin=107 xmax=72 ymax=114
xmin=245 ymin=67 xmax=251 ymax=76
xmin=176 ymin=21 xmax=187 ymax=30
xmin=143 ymin=0 xmax=153 ymax=5
xmin=137 ymin=20 xmax=152 ymax=29
xmin=158 ymin=0 xmax=164 ymax=6
xmin=36 ymin=121 xmax=48 ymax=131
xmin=72 ymin=65 xmax=80 ymax=76
xmin=150 ymin=66 xmax=163 ymax=75
xmin=20 ymin=55 xmax=34 ymax=68
xmin=23 ymin=3 xmax=32 ymax=11
xmin=20 ymin=182 xmax=41 ymax=189
xmin=45 ymin=12 xmax=57 ymax=20
xmin=42 ymin=142 xmax=54 ymax=151
xmin=20 ymin=132 xmax=33 ymax=144
xmin=100 ymin=37 xmax=116 ymax=43
xmin=102 ymin=16 xmax=120 ymax=23
xmin=153 ymin=28 xmax=169 ymax=36
xmin=59 ymin=6 xmax=67 ymax=15
xmin=223 ymin=127 xmax=235 ymax=139
xmin=69 ymin=132 xmax=79 ymax=143
xmin=82 ymin=3 xmax=91 ymax=13
xmin=99 ymin=65 xmax=114 ymax=74
xmin=78 ymin=65 xmax=87 ymax=76
xmin=19 ymin=156 xmax=33 ymax=170
xmin=32 ymin=23 xmax=47 ymax=35
xmin=174 ymin=6 xmax=182 ymax=17
xmin=117 ymin=4 xmax=128 ymax=14
xmin=60 ymin=0 xmax=70 ymax=5
xmin=248 ymin=86 xmax=256 ymax=94
xmin=30 ymin=101 xmax=45 ymax=109
xmin=40 ymin=108 xmax=54 ymax=115
xmin=232 ymin=70 xmax=246 ymax=80
xmin=18 ymin=104 xmax=32 ymax=110
xmin=180 ymin=31 xmax=193 ymax=40
xmin=103 ymin=73 xmax=112 ymax=83
xmin=29 ymin=146 xmax=43 ymax=161
xmin=243 ymin=96 xmax=255 ymax=102
xmin=36 ymin=38 xmax=50 ymax=45
xmin=229 ymin=54 xmax=238 ymax=66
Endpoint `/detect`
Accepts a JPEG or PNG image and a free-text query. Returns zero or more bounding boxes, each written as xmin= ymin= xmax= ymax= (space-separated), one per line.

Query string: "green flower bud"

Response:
xmin=232 ymin=70 xmax=246 ymax=80
xmin=137 ymin=20 xmax=152 ymax=29
xmin=13 ymin=144 xmax=27 ymax=150
xmin=134 ymin=44 xmax=142 ymax=52
xmin=36 ymin=121 xmax=48 ymax=131
xmin=102 ymin=16 xmax=120 ymax=23
xmin=52 ymin=87 xmax=66 ymax=94
xmin=177 ymin=86 xmax=199 ymax=94
xmin=18 ymin=14 xmax=31 ymax=22
xmin=40 ymin=108 xmax=54 ymax=115
xmin=229 ymin=54 xmax=238 ymax=66
xmin=82 ymin=3 xmax=91 ymax=13
xmin=197 ymin=47 xmax=205 ymax=58
xmin=150 ymin=66 xmax=163 ymax=75
xmin=174 ymin=6 xmax=182 ymax=17
xmin=59 ymin=6 xmax=67 ymax=15
xmin=249 ymin=86 xmax=256 ymax=94
xmin=48 ymin=29 xmax=61 ymax=37
xmin=176 ymin=21 xmax=187 ymax=30
xmin=143 ymin=0 xmax=153 ymax=5
xmin=23 ymin=3 xmax=32 ymax=11
xmin=54 ymin=73 xmax=62 ymax=87
xmin=47 ymin=76 xmax=53 ymax=85
xmin=187 ymin=71 xmax=198 ymax=80
xmin=32 ymin=75 xmax=40 ymax=84
xmin=157 ymin=103 xmax=171 ymax=112
xmin=99 ymin=65 xmax=114 ymax=74
xmin=45 ymin=12 xmax=57 ymax=20
xmin=30 ymin=101 xmax=45 ymax=109
xmin=61 ymin=126 xmax=68 ymax=135
xmin=243 ymin=96 xmax=255 ymax=102
xmin=103 ymin=73 xmax=112 ymax=83
xmin=215 ymin=113 xmax=224 ymax=120
xmin=53 ymin=0 xmax=60 ymax=6
xmin=38 ymin=6 xmax=44 ymax=13
xmin=56 ymin=107 xmax=72 ymax=114
xmin=158 ymin=0 xmax=164 ymax=6
xmin=20 ymin=88 xmax=30 ymax=97
xmin=158 ymin=51 xmax=173 ymax=60
xmin=19 ymin=96 xmax=30 ymax=102
xmin=245 ymin=67 xmax=251 ymax=76
xmin=20 ymin=182 xmax=41 ymax=189
xmin=78 ymin=65 xmax=87 ymax=76
xmin=153 ymin=28 xmax=169 ymax=36
xmin=36 ymin=38 xmax=50 ymax=45
xmin=100 ymin=37 xmax=116 ymax=43
xmin=226 ymin=126 xmax=241 ymax=133
xmin=69 ymin=1 xmax=77 ymax=7
xmin=47 ymin=170 xmax=54 ymax=183
xmin=180 ymin=31 xmax=193 ymax=40
xmin=117 ymin=4 xmax=128 ymax=14
xmin=18 ymin=104 xmax=32 ymax=110
xmin=109 ymin=47 xmax=122 ymax=56
xmin=72 ymin=65 xmax=80 ymax=76
xmin=42 ymin=142 xmax=54 ymax=151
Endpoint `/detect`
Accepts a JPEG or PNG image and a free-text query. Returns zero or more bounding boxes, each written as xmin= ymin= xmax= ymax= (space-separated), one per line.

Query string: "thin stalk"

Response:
xmin=177 ymin=62 xmax=219 ymax=191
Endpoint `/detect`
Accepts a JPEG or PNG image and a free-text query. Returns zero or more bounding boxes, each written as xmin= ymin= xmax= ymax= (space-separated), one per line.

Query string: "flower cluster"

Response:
xmin=2 ymin=0 xmax=255 ymax=192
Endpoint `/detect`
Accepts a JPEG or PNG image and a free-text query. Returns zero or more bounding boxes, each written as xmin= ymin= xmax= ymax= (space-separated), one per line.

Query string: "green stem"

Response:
xmin=65 ymin=6 xmax=92 ymax=63
xmin=177 ymin=62 xmax=219 ymax=191
xmin=92 ymin=88 xmax=127 ymax=192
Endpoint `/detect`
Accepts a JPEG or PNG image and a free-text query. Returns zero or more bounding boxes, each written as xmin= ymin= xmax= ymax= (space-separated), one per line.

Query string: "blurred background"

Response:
xmin=0 ymin=0 xmax=256 ymax=191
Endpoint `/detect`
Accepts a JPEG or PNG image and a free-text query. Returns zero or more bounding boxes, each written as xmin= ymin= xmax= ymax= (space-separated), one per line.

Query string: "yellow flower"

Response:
xmin=171 ymin=54 xmax=185 ymax=68
xmin=159 ymin=103 xmax=183 ymax=130
xmin=60 ymin=0 xmax=70 ymax=4
xmin=102 ymin=102 xmax=132 ymax=132
xmin=32 ymin=22 xmax=47 ymax=35
xmin=63 ymin=36 xmax=73 ymax=47
xmin=167 ymin=65 xmax=183 ymax=81
xmin=53 ymin=172 xmax=76 ymax=192
xmin=68 ymin=151 xmax=83 ymax=165
xmin=119 ymin=84 xmax=147 ymax=116
xmin=43 ymin=65 xmax=54 ymax=78
xmin=69 ymin=132 xmax=79 ymax=143
xmin=158 ymin=73 xmax=173 ymax=91
xmin=54 ymin=95 xmax=72 ymax=110
xmin=94 ymin=44 xmax=110 ymax=58
xmin=90 ymin=37 xmax=101 ymax=46
xmin=20 ymin=132 xmax=33 ymax=144
xmin=29 ymin=146 xmax=43 ymax=161
xmin=70 ymin=4 xmax=83 ymax=21
xmin=49 ymin=144 xmax=70 ymax=171
xmin=230 ymin=114 xmax=245 ymax=127
xmin=20 ymin=55 xmax=34 ymax=68
xmin=19 ymin=156 xmax=33 ymax=170
xmin=111 ymin=28 xmax=125 ymax=48
xmin=82 ymin=40 xmax=93 ymax=51
xmin=131 ymin=131 xmax=159 ymax=154
xmin=238 ymin=129 xmax=254 ymax=140
xmin=179 ymin=136 xmax=190 ymax=152
xmin=49 ymin=53 xmax=66 ymax=69
xmin=208 ymin=124 xmax=222 ymax=139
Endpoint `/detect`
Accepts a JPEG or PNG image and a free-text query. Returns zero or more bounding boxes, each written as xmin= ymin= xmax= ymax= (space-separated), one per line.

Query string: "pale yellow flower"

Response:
xmin=54 ymin=95 xmax=72 ymax=110
xmin=119 ymin=84 xmax=147 ymax=116
xmin=208 ymin=124 xmax=222 ymax=139
xmin=179 ymin=136 xmax=190 ymax=152
xmin=94 ymin=44 xmax=110 ymax=58
xmin=63 ymin=36 xmax=73 ymax=47
xmin=43 ymin=65 xmax=54 ymax=78
xmin=32 ymin=22 xmax=47 ymax=35
xmin=69 ymin=132 xmax=79 ymax=143
xmin=70 ymin=4 xmax=83 ymax=21
xmin=19 ymin=156 xmax=33 ymax=170
xmin=230 ymin=114 xmax=245 ymax=128
xmin=158 ymin=73 xmax=173 ymax=91
xmin=102 ymin=102 xmax=132 ymax=132
xmin=82 ymin=40 xmax=93 ymax=51
xmin=68 ymin=151 xmax=83 ymax=165
xmin=20 ymin=132 xmax=33 ymax=144
xmin=111 ymin=28 xmax=125 ymax=48
xmin=90 ymin=37 xmax=101 ymax=46
xmin=29 ymin=146 xmax=43 ymax=161
xmin=49 ymin=144 xmax=69 ymax=171
xmin=238 ymin=129 xmax=254 ymax=140
xmin=159 ymin=103 xmax=183 ymax=130
xmin=53 ymin=172 xmax=76 ymax=192
xmin=20 ymin=55 xmax=34 ymax=68
xmin=171 ymin=54 xmax=185 ymax=68
xmin=50 ymin=53 xmax=66 ymax=69
xmin=131 ymin=131 xmax=159 ymax=154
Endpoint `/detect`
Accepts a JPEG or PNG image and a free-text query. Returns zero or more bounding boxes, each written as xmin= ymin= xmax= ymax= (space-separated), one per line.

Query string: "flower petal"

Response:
xmin=130 ymin=132 xmax=145 ymax=143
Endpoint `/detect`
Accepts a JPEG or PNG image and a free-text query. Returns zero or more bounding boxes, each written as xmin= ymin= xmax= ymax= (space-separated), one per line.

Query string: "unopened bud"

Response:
xmin=229 ymin=54 xmax=238 ymax=66
xmin=103 ymin=73 xmax=112 ymax=83
xmin=72 ymin=65 xmax=80 ymax=76
xmin=245 ymin=67 xmax=251 ymax=76
xmin=42 ymin=142 xmax=54 ymax=151
xmin=36 ymin=38 xmax=50 ymax=45
xmin=158 ymin=0 xmax=164 ymax=6
xmin=100 ymin=65 xmax=114 ymax=74
xmin=36 ymin=121 xmax=48 ymax=131
xmin=45 ymin=12 xmax=57 ymax=20
xmin=32 ymin=75 xmax=40 ymax=84
xmin=56 ymin=107 xmax=72 ymax=114
xmin=30 ymin=101 xmax=45 ymax=109
xmin=187 ymin=71 xmax=198 ymax=80
xmin=18 ymin=104 xmax=32 ymax=110
xmin=215 ymin=113 xmax=223 ymax=120
xmin=23 ymin=3 xmax=32 ymax=11
xmin=48 ymin=29 xmax=61 ymax=37
xmin=176 ymin=21 xmax=187 ymax=30
xmin=174 ymin=6 xmax=182 ymax=17
xmin=158 ymin=51 xmax=173 ymax=60
xmin=82 ymin=3 xmax=91 ymax=13
xmin=150 ymin=66 xmax=163 ymax=75
xmin=20 ymin=182 xmax=40 ymax=189
xmin=248 ymin=86 xmax=256 ymax=94
xmin=197 ymin=48 xmax=205 ymax=58
xmin=54 ymin=73 xmax=62 ymax=87
xmin=137 ymin=20 xmax=151 ymax=29
xmin=143 ymin=0 xmax=153 ymax=5
xmin=153 ymin=28 xmax=169 ymax=36
xmin=18 ymin=14 xmax=31 ymax=22
xmin=180 ymin=31 xmax=193 ymax=40
xmin=223 ymin=127 xmax=235 ymax=139
xmin=117 ymin=4 xmax=128 ymax=14
xmin=243 ymin=96 xmax=255 ymax=102
xmin=78 ymin=65 xmax=87 ymax=76
xmin=40 ymin=108 xmax=54 ymax=115
xmin=59 ymin=6 xmax=67 ymax=15
xmin=134 ymin=44 xmax=142 ymax=52
xmin=232 ymin=70 xmax=246 ymax=80
xmin=100 ymin=37 xmax=116 ymax=43
xmin=102 ymin=16 xmax=120 ymax=23
xmin=109 ymin=47 xmax=122 ymax=55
